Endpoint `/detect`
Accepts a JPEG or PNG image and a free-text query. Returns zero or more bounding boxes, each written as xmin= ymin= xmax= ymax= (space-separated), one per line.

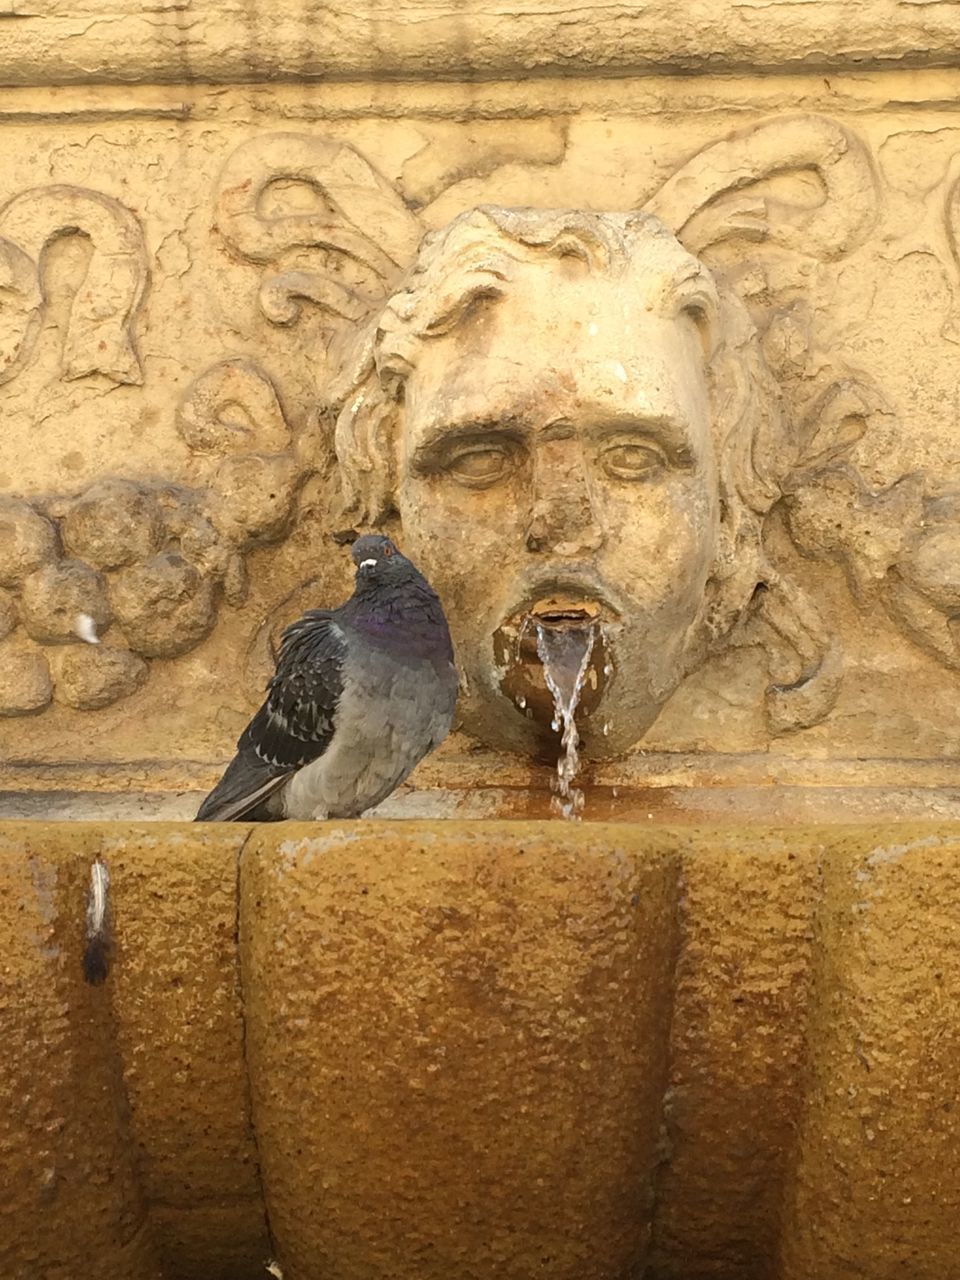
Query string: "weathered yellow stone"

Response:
xmin=648 ymin=832 xmax=822 ymax=1277
xmin=0 ymin=56 xmax=960 ymax=791
xmin=1 ymin=1 xmax=958 ymax=83
xmin=3 ymin=820 xmax=960 ymax=1277
xmin=241 ymin=821 xmax=679 ymax=1280
xmin=96 ymin=824 xmax=270 ymax=1276
xmin=0 ymin=822 xmax=269 ymax=1280
xmin=0 ymin=823 xmax=162 ymax=1280
xmin=2 ymin=3 xmax=960 ymax=1275
xmin=781 ymin=830 xmax=960 ymax=1280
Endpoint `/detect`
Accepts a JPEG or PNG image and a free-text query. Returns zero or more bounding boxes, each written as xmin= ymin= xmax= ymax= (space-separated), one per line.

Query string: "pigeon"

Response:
xmin=195 ymin=535 xmax=458 ymax=822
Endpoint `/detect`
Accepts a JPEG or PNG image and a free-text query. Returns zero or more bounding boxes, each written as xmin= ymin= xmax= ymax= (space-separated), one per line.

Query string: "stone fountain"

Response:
xmin=5 ymin=8 xmax=960 ymax=1279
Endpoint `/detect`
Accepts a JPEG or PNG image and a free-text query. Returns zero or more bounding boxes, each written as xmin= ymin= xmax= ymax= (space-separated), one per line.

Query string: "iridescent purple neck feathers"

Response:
xmin=343 ymin=582 xmax=454 ymax=664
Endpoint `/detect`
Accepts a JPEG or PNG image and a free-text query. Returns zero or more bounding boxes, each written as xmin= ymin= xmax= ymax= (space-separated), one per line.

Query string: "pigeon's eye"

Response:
xmin=600 ymin=442 xmax=666 ymax=480
xmin=444 ymin=445 xmax=514 ymax=489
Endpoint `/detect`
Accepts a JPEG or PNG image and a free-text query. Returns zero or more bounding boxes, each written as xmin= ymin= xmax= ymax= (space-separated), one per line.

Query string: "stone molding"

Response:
xmin=2 ymin=1 xmax=960 ymax=85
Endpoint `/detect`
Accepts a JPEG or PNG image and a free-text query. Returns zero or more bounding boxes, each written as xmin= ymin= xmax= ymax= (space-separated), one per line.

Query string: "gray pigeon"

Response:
xmin=195 ymin=535 xmax=458 ymax=821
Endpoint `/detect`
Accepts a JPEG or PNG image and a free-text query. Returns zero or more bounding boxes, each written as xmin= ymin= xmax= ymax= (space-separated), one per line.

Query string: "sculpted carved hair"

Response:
xmin=325 ymin=205 xmax=788 ymax=655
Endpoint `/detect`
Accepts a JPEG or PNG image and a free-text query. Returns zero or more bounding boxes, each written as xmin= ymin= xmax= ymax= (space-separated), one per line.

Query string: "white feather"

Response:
xmin=86 ymin=859 xmax=110 ymax=940
xmin=74 ymin=612 xmax=100 ymax=644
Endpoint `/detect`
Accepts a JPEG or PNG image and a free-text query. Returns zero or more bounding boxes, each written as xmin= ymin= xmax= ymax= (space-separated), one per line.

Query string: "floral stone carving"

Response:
xmin=0 ymin=356 xmax=302 ymax=715
xmin=1 ymin=113 xmax=957 ymax=763
xmin=214 ymin=115 xmax=928 ymax=759
xmin=0 ymin=184 xmax=148 ymax=386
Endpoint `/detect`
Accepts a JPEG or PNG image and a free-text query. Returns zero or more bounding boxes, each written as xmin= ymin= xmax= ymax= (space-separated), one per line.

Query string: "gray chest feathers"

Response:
xmin=278 ymin=647 xmax=457 ymax=820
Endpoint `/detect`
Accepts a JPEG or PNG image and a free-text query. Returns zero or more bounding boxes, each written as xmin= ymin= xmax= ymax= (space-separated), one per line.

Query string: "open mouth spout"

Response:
xmin=493 ymin=592 xmax=614 ymax=745
xmin=516 ymin=596 xmax=602 ymax=660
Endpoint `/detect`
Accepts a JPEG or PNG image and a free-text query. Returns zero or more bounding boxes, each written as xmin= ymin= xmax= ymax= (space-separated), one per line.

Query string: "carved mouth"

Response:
xmin=494 ymin=591 xmax=614 ymax=737
xmin=511 ymin=595 xmax=611 ymax=658
xmin=527 ymin=597 xmax=601 ymax=626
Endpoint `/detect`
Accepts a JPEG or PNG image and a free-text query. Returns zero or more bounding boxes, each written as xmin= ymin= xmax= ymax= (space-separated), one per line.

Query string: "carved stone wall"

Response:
xmin=6 ymin=11 xmax=960 ymax=1280
xmin=3 ymin=4 xmax=960 ymax=810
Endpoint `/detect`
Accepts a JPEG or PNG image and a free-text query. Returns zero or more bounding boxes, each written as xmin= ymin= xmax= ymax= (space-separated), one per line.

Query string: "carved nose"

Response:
xmin=524 ymin=493 xmax=604 ymax=556
xmin=525 ymin=440 xmax=605 ymax=556
xmin=525 ymin=520 xmax=548 ymax=554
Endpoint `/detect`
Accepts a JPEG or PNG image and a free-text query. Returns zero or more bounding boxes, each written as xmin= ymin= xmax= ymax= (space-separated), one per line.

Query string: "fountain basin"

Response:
xmin=3 ymin=817 xmax=960 ymax=1280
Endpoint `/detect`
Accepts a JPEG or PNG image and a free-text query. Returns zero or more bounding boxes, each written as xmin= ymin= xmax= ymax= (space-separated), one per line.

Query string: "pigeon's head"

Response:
xmin=350 ymin=534 xmax=424 ymax=591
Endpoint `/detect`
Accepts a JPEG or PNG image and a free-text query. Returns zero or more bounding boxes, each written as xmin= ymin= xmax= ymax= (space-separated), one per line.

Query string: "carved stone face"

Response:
xmin=395 ymin=252 xmax=721 ymax=757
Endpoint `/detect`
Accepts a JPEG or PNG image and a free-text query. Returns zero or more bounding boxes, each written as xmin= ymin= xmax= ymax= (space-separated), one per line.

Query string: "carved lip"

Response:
xmin=496 ymin=580 xmax=620 ymax=677
xmin=502 ymin=579 xmax=623 ymax=635
xmin=526 ymin=596 xmax=602 ymax=628
xmin=494 ymin=579 xmax=615 ymax=728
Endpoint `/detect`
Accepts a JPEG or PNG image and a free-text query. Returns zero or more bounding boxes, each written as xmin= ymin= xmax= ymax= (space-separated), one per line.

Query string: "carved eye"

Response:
xmin=445 ymin=446 xmax=514 ymax=488
xmin=600 ymin=442 xmax=666 ymax=480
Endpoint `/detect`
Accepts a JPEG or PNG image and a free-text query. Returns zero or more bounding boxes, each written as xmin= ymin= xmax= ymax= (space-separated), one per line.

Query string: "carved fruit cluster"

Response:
xmin=0 ymin=459 xmax=300 ymax=717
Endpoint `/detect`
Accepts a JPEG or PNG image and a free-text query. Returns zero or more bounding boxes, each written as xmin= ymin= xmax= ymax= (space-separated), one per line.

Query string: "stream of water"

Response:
xmin=534 ymin=621 xmax=597 ymax=820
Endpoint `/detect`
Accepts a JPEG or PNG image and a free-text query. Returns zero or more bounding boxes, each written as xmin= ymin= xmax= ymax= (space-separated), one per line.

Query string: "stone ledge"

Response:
xmin=1 ymin=1 xmax=959 ymax=87
xmin=1 ymin=819 xmax=958 ymax=1278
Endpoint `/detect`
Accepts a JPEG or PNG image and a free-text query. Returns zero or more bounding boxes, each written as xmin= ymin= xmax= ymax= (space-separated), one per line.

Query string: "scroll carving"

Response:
xmin=648 ymin=114 xmax=879 ymax=260
xmin=643 ymin=117 xmax=888 ymax=736
xmin=214 ymin=134 xmax=421 ymax=329
xmin=776 ymin=155 xmax=960 ymax=678
xmin=945 ymin=168 xmax=960 ymax=284
xmin=786 ymin=469 xmax=960 ymax=673
xmin=0 ymin=185 xmax=148 ymax=385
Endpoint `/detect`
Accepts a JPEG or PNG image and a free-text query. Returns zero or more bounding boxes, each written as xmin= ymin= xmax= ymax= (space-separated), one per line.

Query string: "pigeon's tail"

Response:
xmin=195 ymin=753 xmax=289 ymax=822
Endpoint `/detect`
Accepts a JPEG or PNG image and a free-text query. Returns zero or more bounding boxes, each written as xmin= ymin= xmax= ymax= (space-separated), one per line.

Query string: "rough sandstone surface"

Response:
xmin=19 ymin=559 xmax=112 ymax=644
xmin=0 ymin=636 xmax=51 ymax=715
xmin=0 ymin=498 xmax=57 ymax=588
xmin=0 ymin=823 xmax=270 ymax=1280
xmin=2 ymin=7 xmax=960 ymax=1279
xmin=52 ymin=643 xmax=148 ymax=710
xmin=0 ymin=821 xmax=958 ymax=1279
xmin=61 ymin=480 xmax=165 ymax=570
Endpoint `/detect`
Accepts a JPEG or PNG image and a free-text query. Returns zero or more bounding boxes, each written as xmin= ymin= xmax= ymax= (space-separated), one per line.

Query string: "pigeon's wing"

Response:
xmin=195 ymin=613 xmax=346 ymax=822
xmin=193 ymin=759 xmax=290 ymax=824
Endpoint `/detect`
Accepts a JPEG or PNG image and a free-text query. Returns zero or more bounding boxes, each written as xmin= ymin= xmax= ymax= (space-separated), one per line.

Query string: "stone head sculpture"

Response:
xmin=215 ymin=116 xmax=881 ymax=758
xmin=326 ymin=207 xmax=782 ymax=756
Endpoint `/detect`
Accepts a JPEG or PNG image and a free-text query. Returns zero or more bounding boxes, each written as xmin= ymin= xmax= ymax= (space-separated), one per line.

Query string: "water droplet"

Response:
xmin=517 ymin=696 xmax=526 ymax=710
xmin=602 ymin=722 xmax=610 ymax=735
xmin=603 ymin=663 xmax=613 ymax=677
